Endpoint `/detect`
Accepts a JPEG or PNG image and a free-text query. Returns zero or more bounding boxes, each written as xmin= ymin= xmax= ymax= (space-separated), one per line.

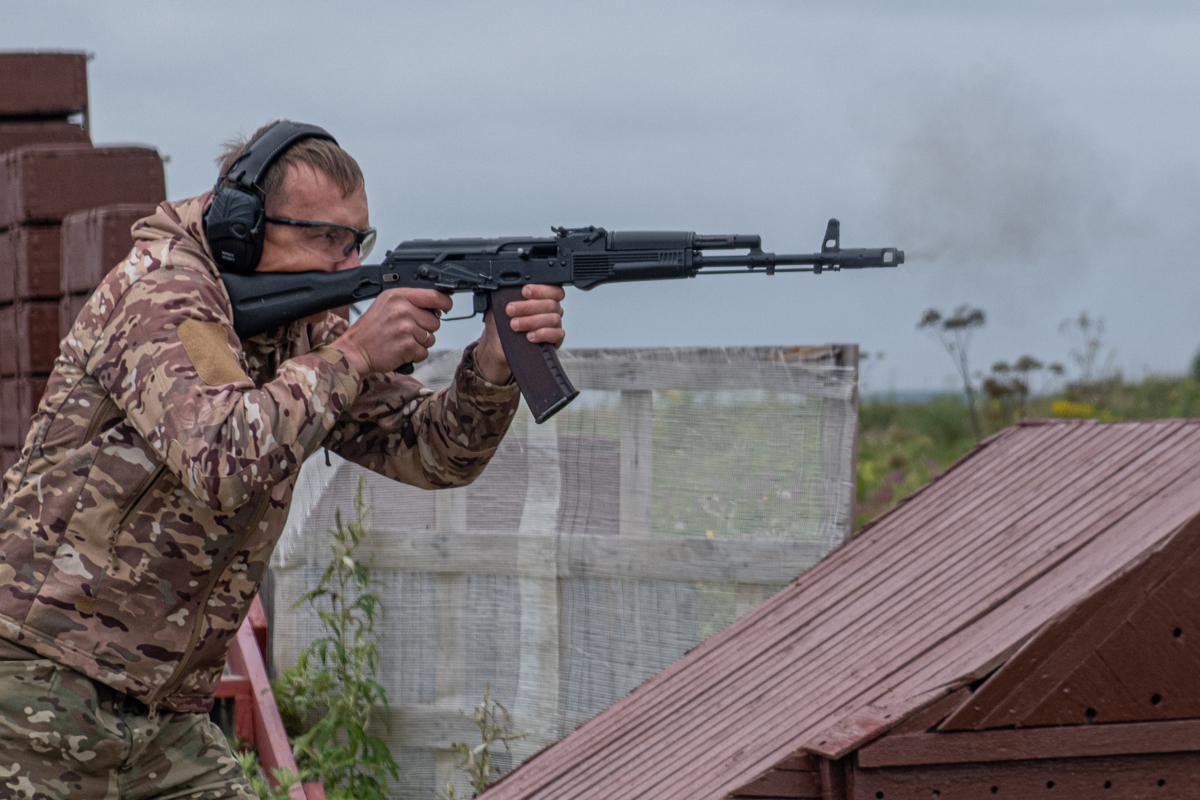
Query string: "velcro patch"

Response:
xmin=177 ymin=319 xmax=250 ymax=386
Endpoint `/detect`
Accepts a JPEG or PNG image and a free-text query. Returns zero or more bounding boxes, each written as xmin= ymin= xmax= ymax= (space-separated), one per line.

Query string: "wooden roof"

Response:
xmin=485 ymin=420 xmax=1200 ymax=800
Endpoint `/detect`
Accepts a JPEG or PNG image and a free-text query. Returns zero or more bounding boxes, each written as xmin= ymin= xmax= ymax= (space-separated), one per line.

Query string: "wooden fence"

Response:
xmin=271 ymin=345 xmax=859 ymax=799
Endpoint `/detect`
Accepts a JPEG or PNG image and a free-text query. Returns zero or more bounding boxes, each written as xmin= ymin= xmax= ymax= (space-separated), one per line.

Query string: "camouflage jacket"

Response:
xmin=0 ymin=193 xmax=520 ymax=713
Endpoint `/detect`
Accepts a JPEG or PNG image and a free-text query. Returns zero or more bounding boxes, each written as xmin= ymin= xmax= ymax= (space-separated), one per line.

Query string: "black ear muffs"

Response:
xmin=204 ymin=121 xmax=337 ymax=274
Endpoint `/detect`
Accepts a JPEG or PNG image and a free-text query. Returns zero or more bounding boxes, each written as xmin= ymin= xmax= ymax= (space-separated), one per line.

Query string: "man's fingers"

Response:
xmin=505 ymin=298 xmax=563 ymax=319
xmin=526 ymin=326 xmax=566 ymax=346
xmin=509 ymin=312 xmax=563 ymax=333
xmin=395 ymin=287 xmax=454 ymax=313
xmin=521 ymin=284 xmax=566 ymax=302
xmin=409 ymin=306 xmax=443 ymax=333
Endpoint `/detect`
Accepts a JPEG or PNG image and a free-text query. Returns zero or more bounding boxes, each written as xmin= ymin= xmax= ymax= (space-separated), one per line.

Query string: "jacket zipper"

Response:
xmin=145 ymin=490 xmax=273 ymax=719
xmin=106 ymin=465 xmax=167 ymax=573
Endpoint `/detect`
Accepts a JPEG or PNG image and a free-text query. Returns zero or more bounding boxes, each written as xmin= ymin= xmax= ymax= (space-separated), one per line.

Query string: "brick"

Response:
xmin=1 ymin=376 xmax=45 ymax=449
xmin=0 ymin=379 xmax=14 ymax=446
xmin=0 ymin=121 xmax=90 ymax=155
xmin=0 ymin=225 xmax=62 ymax=302
xmin=1 ymin=302 xmax=62 ymax=376
xmin=60 ymin=292 xmax=90 ymax=339
xmin=0 ymin=52 xmax=89 ymax=117
xmin=61 ymin=203 xmax=157 ymax=294
xmin=0 ymin=305 xmax=13 ymax=377
xmin=0 ymin=145 xmax=165 ymax=229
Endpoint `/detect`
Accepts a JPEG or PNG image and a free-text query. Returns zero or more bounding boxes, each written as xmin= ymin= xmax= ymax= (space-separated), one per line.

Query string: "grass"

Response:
xmin=856 ymin=375 xmax=1200 ymax=529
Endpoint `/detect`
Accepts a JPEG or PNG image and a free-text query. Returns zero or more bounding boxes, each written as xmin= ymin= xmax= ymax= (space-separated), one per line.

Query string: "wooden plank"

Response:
xmin=943 ymin=513 xmax=1200 ymax=730
xmin=1021 ymin=652 xmax=1146 ymax=727
xmin=362 ymin=530 xmax=827 ymax=585
xmin=859 ymin=717 xmax=1200 ymax=768
xmin=890 ymin=688 xmax=973 ymax=736
xmin=227 ymin=615 xmax=305 ymax=798
xmin=944 ymin=516 xmax=1200 ymax=730
xmin=730 ymin=768 xmax=822 ymax=797
xmin=215 ymin=675 xmax=255 ymax=744
xmin=853 ymin=751 xmax=1200 ymax=799
xmin=839 ymin=345 xmax=859 ymax=545
xmin=819 ymin=757 xmax=847 ymax=800
xmin=248 ymin=594 xmax=269 ymax=662
xmin=377 ymin=704 xmax=541 ymax=750
xmin=618 ymin=389 xmax=653 ymax=537
xmin=433 ymin=572 xmax=466 ymax=791
xmin=775 ymin=753 xmax=819 ymax=771
xmin=1092 ymin=577 xmax=1200 ymax=719
xmin=413 ymin=346 xmax=858 ymax=398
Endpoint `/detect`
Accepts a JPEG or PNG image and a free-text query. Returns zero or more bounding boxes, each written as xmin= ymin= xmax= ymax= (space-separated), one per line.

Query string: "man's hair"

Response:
xmin=215 ymin=120 xmax=364 ymax=208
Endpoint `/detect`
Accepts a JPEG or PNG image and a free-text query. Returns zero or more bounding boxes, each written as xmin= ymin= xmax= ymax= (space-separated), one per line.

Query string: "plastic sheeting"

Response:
xmin=270 ymin=345 xmax=858 ymax=799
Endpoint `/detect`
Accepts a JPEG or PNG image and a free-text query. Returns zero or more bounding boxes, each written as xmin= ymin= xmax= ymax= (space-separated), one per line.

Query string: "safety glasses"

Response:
xmin=266 ymin=216 xmax=378 ymax=262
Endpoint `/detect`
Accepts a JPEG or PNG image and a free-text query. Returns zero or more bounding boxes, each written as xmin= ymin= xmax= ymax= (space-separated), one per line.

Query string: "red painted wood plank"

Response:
xmin=852 ymin=751 xmax=1200 ymax=800
xmin=944 ymin=502 xmax=1200 ymax=729
xmin=215 ymin=675 xmax=252 ymax=698
xmin=858 ymin=717 xmax=1200 ymax=768
xmin=216 ymin=675 xmax=256 ymax=743
xmin=881 ymin=476 xmax=1200 ymax=734
xmin=730 ymin=767 xmax=821 ymax=797
xmin=248 ymin=594 xmax=269 ymax=664
xmin=227 ymin=610 xmax=304 ymax=798
xmin=818 ymin=757 xmax=846 ymax=800
xmin=891 ymin=689 xmax=972 ymax=736
xmin=773 ymin=753 xmax=818 ymax=771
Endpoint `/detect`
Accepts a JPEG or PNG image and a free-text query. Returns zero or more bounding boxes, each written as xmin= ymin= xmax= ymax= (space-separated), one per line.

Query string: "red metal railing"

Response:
xmin=218 ymin=595 xmax=326 ymax=800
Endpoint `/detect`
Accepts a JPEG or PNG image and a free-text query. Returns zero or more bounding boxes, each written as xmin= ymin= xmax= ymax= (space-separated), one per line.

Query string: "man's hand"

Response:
xmin=476 ymin=285 xmax=566 ymax=384
xmin=332 ymin=288 xmax=452 ymax=376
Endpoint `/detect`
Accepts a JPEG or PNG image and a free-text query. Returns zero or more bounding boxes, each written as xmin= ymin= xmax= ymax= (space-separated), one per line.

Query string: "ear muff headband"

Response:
xmin=205 ymin=121 xmax=337 ymax=274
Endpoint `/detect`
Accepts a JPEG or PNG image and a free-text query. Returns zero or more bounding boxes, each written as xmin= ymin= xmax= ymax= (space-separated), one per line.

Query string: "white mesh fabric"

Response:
xmin=270 ymin=345 xmax=858 ymax=799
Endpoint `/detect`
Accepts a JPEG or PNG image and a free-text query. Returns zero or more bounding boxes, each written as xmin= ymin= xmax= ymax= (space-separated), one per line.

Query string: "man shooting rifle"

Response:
xmin=0 ymin=120 xmax=563 ymax=798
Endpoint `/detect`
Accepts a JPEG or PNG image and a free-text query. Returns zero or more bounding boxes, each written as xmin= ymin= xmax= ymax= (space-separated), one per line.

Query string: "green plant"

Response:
xmin=272 ymin=476 xmax=400 ymax=800
xmin=438 ymin=682 xmax=529 ymax=799
xmin=918 ymin=306 xmax=987 ymax=441
xmin=230 ymin=738 xmax=299 ymax=800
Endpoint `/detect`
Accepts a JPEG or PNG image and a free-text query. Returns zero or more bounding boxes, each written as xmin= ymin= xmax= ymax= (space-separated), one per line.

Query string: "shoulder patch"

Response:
xmin=177 ymin=319 xmax=250 ymax=385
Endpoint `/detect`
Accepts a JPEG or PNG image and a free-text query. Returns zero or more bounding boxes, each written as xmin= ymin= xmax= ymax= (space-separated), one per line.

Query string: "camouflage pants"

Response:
xmin=0 ymin=643 xmax=254 ymax=799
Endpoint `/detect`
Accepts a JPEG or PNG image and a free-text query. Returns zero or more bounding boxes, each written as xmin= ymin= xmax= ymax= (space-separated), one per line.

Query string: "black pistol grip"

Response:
xmin=489 ymin=287 xmax=579 ymax=424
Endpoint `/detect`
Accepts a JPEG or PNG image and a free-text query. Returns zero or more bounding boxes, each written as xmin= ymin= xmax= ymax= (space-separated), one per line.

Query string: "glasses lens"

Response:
xmin=300 ymin=226 xmax=354 ymax=260
xmin=358 ymin=228 xmax=377 ymax=261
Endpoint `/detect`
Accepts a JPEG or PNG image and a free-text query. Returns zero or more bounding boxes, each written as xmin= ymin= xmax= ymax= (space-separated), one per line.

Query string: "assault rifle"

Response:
xmin=223 ymin=219 xmax=902 ymax=423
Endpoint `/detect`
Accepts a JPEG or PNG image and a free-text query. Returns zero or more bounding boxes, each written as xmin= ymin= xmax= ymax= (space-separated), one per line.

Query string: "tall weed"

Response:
xmin=272 ymin=476 xmax=400 ymax=800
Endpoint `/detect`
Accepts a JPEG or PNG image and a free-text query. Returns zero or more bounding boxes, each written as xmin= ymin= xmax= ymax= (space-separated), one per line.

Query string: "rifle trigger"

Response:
xmin=474 ymin=293 xmax=490 ymax=315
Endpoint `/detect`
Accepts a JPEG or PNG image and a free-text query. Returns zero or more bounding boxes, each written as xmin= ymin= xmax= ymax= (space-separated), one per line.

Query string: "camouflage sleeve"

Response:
xmin=316 ymin=313 xmax=520 ymax=489
xmin=83 ymin=265 xmax=361 ymax=512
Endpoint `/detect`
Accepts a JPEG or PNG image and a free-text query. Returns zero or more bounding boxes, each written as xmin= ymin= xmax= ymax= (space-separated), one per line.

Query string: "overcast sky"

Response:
xmin=4 ymin=1 xmax=1198 ymax=393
